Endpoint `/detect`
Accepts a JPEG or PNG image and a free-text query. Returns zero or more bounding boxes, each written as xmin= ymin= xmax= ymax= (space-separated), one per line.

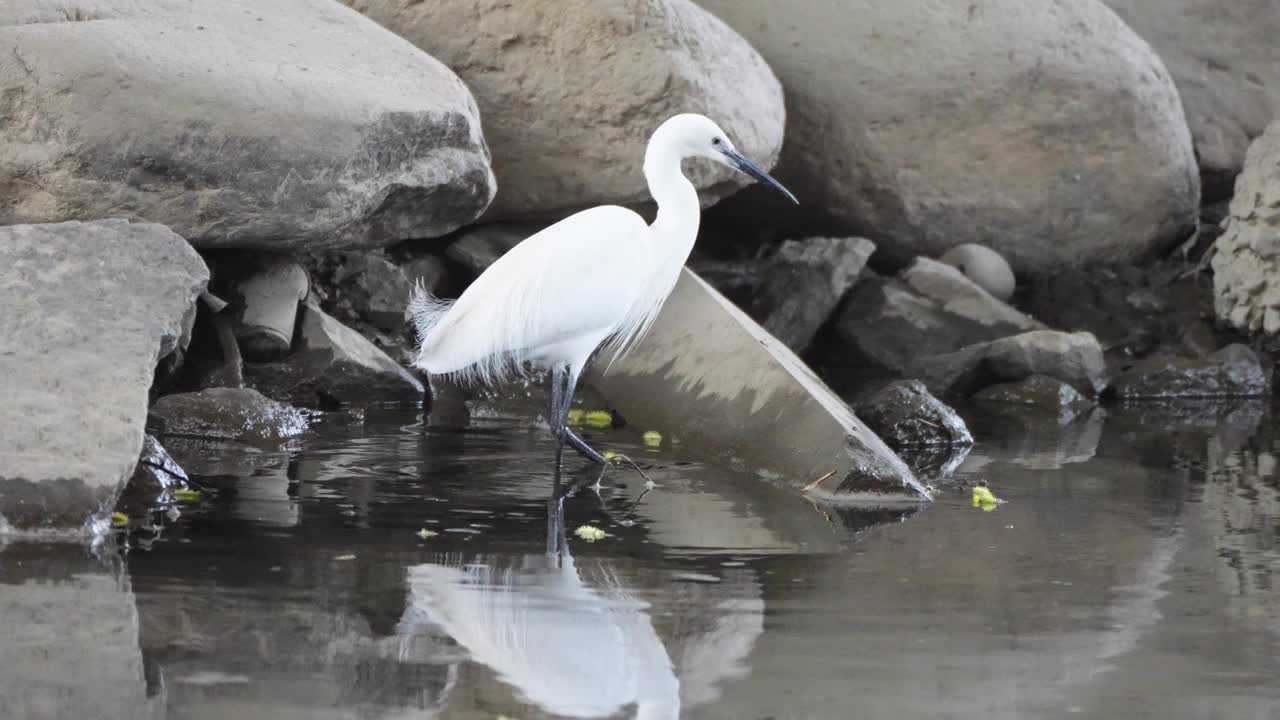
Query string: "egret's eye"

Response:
xmin=711 ymin=137 xmax=722 ymax=146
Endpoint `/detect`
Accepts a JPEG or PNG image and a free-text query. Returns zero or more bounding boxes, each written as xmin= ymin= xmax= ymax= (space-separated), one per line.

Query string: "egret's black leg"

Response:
xmin=549 ymin=365 xmax=571 ymax=470
xmin=564 ymin=427 xmax=608 ymax=465
xmin=551 ymin=367 xmax=655 ymax=483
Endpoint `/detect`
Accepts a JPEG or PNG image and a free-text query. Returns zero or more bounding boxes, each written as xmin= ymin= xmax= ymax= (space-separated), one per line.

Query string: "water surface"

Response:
xmin=2 ymin=400 xmax=1278 ymax=720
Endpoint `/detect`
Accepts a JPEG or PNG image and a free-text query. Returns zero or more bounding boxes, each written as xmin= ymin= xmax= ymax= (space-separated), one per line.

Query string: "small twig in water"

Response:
xmin=803 ymin=470 xmax=837 ymax=492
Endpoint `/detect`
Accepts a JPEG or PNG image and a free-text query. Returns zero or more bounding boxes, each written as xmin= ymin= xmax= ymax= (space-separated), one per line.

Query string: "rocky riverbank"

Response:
xmin=1 ymin=0 xmax=1277 ymax=531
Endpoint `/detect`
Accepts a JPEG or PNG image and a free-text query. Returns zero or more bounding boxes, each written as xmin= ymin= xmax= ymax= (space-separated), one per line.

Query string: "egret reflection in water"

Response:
xmin=395 ymin=510 xmax=765 ymax=718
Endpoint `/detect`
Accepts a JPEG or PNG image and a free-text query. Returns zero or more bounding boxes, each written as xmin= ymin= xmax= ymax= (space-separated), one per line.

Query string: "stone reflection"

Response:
xmin=0 ymin=542 xmax=162 ymax=720
xmin=1202 ymin=431 xmax=1280 ymax=627
xmin=961 ymin=403 xmax=1103 ymax=471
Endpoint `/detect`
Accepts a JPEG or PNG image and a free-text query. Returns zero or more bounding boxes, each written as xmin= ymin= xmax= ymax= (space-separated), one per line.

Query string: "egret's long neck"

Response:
xmin=643 ymin=142 xmax=700 ymax=272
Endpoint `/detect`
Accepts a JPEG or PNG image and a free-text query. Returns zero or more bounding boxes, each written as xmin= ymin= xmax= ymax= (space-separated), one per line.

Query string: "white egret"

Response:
xmin=410 ymin=113 xmax=797 ymax=475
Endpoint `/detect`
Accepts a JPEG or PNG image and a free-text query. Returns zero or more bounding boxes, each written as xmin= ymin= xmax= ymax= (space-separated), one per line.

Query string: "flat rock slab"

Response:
xmin=589 ymin=269 xmax=929 ymax=504
xmin=0 ymin=0 xmax=494 ymax=250
xmin=245 ymin=302 xmax=424 ymax=407
xmin=0 ymin=220 xmax=208 ymax=531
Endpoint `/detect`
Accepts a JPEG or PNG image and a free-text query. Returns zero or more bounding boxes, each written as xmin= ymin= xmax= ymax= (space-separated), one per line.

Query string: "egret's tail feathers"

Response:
xmin=408 ymin=282 xmax=528 ymax=387
xmin=408 ymin=281 xmax=454 ymax=346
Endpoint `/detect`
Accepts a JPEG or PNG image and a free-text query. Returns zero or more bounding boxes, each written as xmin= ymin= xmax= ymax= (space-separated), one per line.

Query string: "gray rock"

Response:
xmin=0 ymin=0 xmax=494 ymax=250
xmin=1103 ymin=0 xmax=1280 ymax=199
xmin=1108 ymin=344 xmax=1268 ymax=399
xmin=149 ymin=388 xmax=309 ymax=445
xmin=444 ymin=222 xmax=542 ymax=276
xmin=938 ymin=244 xmax=1016 ymax=301
xmin=245 ymin=302 xmax=425 ymax=407
xmin=587 ymin=269 xmax=929 ymax=504
xmin=750 ymin=237 xmax=874 ymax=352
xmin=344 ymin=0 xmax=784 ymax=220
xmin=1212 ymin=123 xmax=1280 ymax=334
xmin=828 ymin=260 xmax=1041 ymax=378
xmin=697 ymin=0 xmax=1199 ymax=272
xmin=974 ymin=374 xmax=1091 ymax=415
xmin=0 ymin=220 xmax=208 ymax=532
xmin=915 ymin=331 xmax=1108 ymax=398
xmin=333 ymin=252 xmax=414 ymax=333
xmin=855 ymin=380 xmax=973 ymax=448
xmin=231 ymin=256 xmax=310 ymax=362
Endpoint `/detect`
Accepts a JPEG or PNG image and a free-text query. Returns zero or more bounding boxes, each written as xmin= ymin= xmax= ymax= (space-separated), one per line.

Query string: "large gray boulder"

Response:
xmin=697 ymin=0 xmax=1199 ymax=272
xmin=0 ymin=0 xmax=494 ymax=250
xmin=1104 ymin=0 xmax=1280 ymax=198
xmin=1212 ymin=124 xmax=1280 ymax=334
xmin=0 ymin=220 xmax=208 ymax=531
xmin=589 ymin=269 xmax=929 ymax=504
xmin=344 ymin=0 xmax=784 ymax=219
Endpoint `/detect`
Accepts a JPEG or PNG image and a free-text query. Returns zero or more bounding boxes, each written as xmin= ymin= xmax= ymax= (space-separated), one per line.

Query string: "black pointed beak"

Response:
xmin=721 ymin=148 xmax=798 ymax=204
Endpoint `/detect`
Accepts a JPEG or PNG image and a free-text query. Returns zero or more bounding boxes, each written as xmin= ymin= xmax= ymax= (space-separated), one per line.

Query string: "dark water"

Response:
xmin=2 ymin=399 xmax=1279 ymax=720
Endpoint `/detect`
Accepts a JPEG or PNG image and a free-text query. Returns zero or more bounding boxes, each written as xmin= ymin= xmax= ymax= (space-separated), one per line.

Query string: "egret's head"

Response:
xmin=656 ymin=113 xmax=798 ymax=204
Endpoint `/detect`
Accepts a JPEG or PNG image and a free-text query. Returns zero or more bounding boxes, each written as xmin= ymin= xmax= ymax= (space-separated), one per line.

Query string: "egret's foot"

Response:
xmin=607 ymin=452 xmax=655 ymax=485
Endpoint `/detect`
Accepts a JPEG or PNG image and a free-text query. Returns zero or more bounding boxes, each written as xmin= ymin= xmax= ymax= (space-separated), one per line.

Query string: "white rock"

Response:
xmin=1211 ymin=123 xmax=1280 ymax=334
xmin=939 ymin=244 xmax=1016 ymax=301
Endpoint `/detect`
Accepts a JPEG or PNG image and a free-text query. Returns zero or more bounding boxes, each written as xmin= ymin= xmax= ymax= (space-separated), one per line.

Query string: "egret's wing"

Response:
xmin=414 ymin=206 xmax=651 ymax=384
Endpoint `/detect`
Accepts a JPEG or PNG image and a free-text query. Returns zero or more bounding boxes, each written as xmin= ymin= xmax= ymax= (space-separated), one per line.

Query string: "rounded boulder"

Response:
xmin=0 ymin=0 xmax=496 ymax=250
xmin=697 ymin=0 xmax=1200 ymax=273
xmin=344 ymin=0 xmax=785 ymax=219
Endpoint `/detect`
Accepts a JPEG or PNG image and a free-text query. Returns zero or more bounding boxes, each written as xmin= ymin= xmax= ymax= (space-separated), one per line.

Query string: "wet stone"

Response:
xmin=973 ymin=374 xmax=1092 ymax=421
xmin=855 ymin=380 xmax=974 ymax=448
xmin=148 ymin=388 xmax=309 ymax=445
xmin=128 ymin=434 xmax=190 ymax=493
xmin=1108 ymin=343 xmax=1268 ymax=399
